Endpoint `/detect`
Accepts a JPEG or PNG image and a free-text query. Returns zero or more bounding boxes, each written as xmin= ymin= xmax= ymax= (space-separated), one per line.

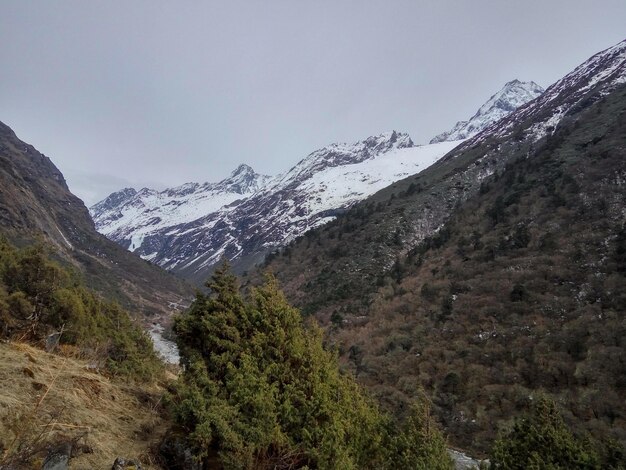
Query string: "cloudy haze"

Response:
xmin=1 ymin=1 xmax=625 ymax=205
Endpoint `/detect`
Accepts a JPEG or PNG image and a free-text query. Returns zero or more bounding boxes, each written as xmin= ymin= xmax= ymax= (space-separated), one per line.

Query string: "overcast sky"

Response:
xmin=1 ymin=1 xmax=625 ymax=205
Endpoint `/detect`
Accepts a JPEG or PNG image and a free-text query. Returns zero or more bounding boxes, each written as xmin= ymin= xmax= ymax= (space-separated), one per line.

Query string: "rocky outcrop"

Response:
xmin=430 ymin=79 xmax=544 ymax=143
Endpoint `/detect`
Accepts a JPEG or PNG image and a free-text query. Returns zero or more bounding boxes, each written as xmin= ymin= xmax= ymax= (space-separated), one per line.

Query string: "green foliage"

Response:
xmin=490 ymin=397 xmax=624 ymax=469
xmin=389 ymin=402 xmax=453 ymax=470
xmin=169 ymin=265 xmax=453 ymax=469
xmin=0 ymin=237 xmax=161 ymax=381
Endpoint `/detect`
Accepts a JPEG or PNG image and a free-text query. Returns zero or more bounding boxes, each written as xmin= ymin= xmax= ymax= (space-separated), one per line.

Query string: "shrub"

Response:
xmin=490 ymin=397 xmax=605 ymax=469
xmin=0 ymin=238 xmax=161 ymax=381
xmin=167 ymin=265 xmax=453 ymax=469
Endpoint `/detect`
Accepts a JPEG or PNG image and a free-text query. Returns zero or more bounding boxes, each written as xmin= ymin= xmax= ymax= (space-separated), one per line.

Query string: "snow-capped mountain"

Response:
xmin=92 ymin=131 xmax=461 ymax=280
xmin=430 ymin=80 xmax=544 ymax=143
xmin=91 ymin=78 xmax=547 ymax=282
xmin=461 ymin=38 xmax=626 ymax=147
xmin=91 ymin=163 xmax=270 ymax=253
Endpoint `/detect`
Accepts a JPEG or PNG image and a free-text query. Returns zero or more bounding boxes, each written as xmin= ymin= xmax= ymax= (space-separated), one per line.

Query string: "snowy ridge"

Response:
xmin=460 ymin=39 xmax=626 ymax=148
xmin=91 ymin=164 xmax=270 ymax=251
xmin=91 ymin=75 xmax=549 ymax=280
xmin=91 ymin=132 xmax=460 ymax=278
xmin=272 ymin=130 xmax=414 ymax=188
xmin=145 ymin=138 xmax=461 ymax=276
xmin=430 ymin=80 xmax=544 ymax=143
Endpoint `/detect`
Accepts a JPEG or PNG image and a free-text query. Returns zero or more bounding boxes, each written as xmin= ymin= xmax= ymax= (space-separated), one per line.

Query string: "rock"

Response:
xmin=45 ymin=331 xmax=62 ymax=352
xmin=448 ymin=449 xmax=489 ymax=469
xmin=159 ymin=431 xmax=202 ymax=470
xmin=111 ymin=457 xmax=142 ymax=470
xmin=32 ymin=381 xmax=48 ymax=392
xmin=42 ymin=443 xmax=72 ymax=470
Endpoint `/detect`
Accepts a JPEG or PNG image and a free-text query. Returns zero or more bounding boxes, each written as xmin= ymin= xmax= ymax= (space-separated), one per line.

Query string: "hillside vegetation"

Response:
xmin=255 ymin=83 xmax=626 ymax=455
xmin=0 ymin=240 xmax=456 ymax=469
xmin=0 ymin=121 xmax=193 ymax=322
xmin=0 ymin=238 xmax=175 ymax=468
xmin=0 ymin=237 xmax=163 ymax=380
xmin=165 ymin=265 xmax=454 ymax=469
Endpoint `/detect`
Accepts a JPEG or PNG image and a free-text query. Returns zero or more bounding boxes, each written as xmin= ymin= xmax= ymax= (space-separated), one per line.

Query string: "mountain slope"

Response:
xmin=254 ymin=40 xmax=626 ymax=453
xmin=259 ymin=39 xmax=626 ymax=316
xmin=0 ymin=121 xmax=192 ymax=320
xmin=91 ymin=163 xmax=270 ymax=254
xmin=430 ymin=80 xmax=544 ymax=143
xmin=93 ymin=80 xmax=544 ymax=284
xmin=92 ymin=131 xmax=460 ymax=282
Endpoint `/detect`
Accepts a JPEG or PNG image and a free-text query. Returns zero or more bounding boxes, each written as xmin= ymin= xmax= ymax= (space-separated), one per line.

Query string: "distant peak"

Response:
xmin=117 ymin=187 xmax=137 ymax=196
xmin=430 ymin=80 xmax=544 ymax=144
xmin=502 ymin=79 xmax=543 ymax=91
xmin=218 ymin=163 xmax=268 ymax=195
xmin=138 ymin=187 xmax=155 ymax=196
xmin=90 ymin=187 xmax=137 ymax=211
xmin=231 ymin=163 xmax=256 ymax=177
xmin=360 ymin=130 xmax=414 ymax=152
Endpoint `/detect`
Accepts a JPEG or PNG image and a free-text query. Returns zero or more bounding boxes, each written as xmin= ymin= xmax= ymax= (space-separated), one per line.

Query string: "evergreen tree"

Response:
xmin=490 ymin=397 xmax=603 ymax=469
xmin=168 ymin=265 xmax=453 ymax=469
xmin=0 ymin=237 xmax=161 ymax=380
xmin=389 ymin=402 xmax=453 ymax=470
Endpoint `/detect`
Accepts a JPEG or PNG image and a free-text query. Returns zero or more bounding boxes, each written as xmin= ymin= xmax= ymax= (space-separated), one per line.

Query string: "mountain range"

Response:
xmin=252 ymin=39 xmax=626 ymax=453
xmin=1 ymin=36 xmax=625 ymax=465
xmin=91 ymin=80 xmax=543 ymax=282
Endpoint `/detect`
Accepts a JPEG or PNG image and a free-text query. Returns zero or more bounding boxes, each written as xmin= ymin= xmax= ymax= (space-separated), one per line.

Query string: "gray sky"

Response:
xmin=1 ymin=1 xmax=625 ymax=205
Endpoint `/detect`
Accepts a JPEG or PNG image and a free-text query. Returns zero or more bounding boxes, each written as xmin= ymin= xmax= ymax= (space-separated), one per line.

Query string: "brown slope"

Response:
xmin=326 ymin=85 xmax=626 ymax=453
xmin=252 ymin=39 xmax=626 ymax=321
xmin=0 ymin=120 xmax=193 ymax=321
xmin=252 ymin=48 xmax=626 ymax=454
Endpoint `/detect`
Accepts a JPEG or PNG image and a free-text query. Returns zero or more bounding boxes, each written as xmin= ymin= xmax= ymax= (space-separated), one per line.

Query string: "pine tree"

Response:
xmin=490 ymin=397 xmax=602 ymax=469
xmin=168 ymin=265 xmax=453 ymax=469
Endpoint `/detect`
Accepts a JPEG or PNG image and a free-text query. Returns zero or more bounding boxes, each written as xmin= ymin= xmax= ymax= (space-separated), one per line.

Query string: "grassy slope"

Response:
xmin=0 ymin=341 xmax=173 ymax=469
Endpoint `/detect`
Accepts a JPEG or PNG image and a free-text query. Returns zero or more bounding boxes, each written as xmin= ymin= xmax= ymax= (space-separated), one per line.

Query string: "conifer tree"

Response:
xmin=490 ymin=397 xmax=602 ymax=469
xmin=169 ymin=264 xmax=453 ymax=469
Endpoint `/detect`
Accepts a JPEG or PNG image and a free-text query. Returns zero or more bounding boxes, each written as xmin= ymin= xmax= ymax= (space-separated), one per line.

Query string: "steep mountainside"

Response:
xmin=254 ymin=40 xmax=626 ymax=453
xmin=430 ymin=80 xmax=544 ymax=143
xmin=92 ymin=131 xmax=460 ymax=282
xmin=0 ymin=121 xmax=192 ymax=319
xmin=93 ymin=80 xmax=543 ymax=284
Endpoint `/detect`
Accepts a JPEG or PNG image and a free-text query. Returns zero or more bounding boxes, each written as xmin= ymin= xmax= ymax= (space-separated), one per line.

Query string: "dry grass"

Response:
xmin=0 ymin=341 xmax=172 ymax=469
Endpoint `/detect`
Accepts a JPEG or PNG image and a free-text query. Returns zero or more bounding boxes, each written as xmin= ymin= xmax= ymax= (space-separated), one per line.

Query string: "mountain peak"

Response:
xmin=91 ymin=187 xmax=137 ymax=213
xmin=282 ymin=131 xmax=415 ymax=185
xmin=231 ymin=163 xmax=256 ymax=178
xmin=219 ymin=163 xmax=268 ymax=195
xmin=430 ymin=80 xmax=544 ymax=143
xmin=362 ymin=130 xmax=414 ymax=153
xmin=501 ymin=79 xmax=543 ymax=94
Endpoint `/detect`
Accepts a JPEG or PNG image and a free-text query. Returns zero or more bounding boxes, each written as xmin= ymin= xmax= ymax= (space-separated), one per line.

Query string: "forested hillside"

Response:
xmin=254 ymin=75 xmax=626 ymax=453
